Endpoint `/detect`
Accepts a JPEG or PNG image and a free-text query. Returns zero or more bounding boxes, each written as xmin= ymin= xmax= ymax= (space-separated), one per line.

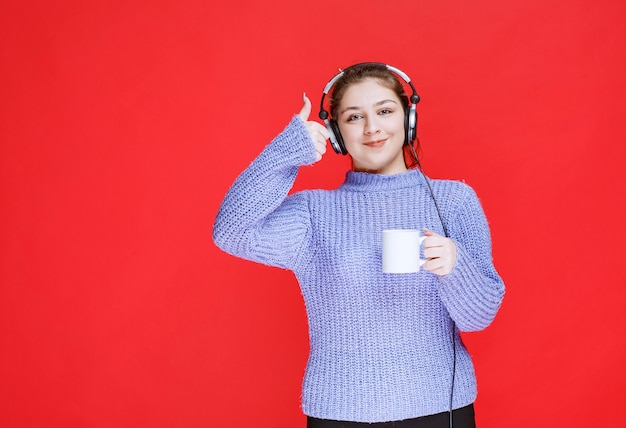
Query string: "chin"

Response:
xmin=354 ymin=156 xmax=405 ymax=174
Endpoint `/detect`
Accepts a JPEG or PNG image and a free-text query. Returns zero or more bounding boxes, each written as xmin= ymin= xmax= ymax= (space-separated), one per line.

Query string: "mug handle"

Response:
xmin=418 ymin=235 xmax=427 ymax=268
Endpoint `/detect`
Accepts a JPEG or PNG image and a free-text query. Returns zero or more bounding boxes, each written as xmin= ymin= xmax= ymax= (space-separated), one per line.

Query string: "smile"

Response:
xmin=364 ymin=138 xmax=387 ymax=148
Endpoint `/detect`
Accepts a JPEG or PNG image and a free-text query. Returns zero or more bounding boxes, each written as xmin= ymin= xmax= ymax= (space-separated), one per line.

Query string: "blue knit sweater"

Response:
xmin=213 ymin=116 xmax=505 ymax=423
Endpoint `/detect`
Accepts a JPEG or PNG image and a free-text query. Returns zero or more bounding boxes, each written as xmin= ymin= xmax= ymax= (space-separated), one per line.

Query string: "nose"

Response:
xmin=364 ymin=118 xmax=381 ymax=135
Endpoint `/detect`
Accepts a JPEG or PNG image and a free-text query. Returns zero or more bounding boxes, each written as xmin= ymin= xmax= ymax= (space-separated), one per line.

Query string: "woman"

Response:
xmin=213 ymin=63 xmax=505 ymax=427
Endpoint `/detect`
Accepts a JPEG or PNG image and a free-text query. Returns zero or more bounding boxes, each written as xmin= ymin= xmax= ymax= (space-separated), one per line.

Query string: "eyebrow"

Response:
xmin=340 ymin=99 xmax=398 ymax=115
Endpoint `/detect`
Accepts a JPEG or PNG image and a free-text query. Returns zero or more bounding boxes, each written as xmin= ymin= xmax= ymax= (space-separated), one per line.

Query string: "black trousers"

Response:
xmin=307 ymin=404 xmax=475 ymax=428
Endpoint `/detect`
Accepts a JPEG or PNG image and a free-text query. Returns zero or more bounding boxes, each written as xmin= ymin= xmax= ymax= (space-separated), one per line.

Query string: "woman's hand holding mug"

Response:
xmin=422 ymin=228 xmax=457 ymax=276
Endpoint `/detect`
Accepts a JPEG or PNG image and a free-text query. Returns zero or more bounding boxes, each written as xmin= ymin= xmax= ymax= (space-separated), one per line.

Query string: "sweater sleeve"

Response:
xmin=437 ymin=185 xmax=505 ymax=332
xmin=212 ymin=115 xmax=317 ymax=270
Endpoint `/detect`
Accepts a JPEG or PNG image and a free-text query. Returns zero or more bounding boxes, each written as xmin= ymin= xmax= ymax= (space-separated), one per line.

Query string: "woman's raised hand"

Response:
xmin=299 ymin=93 xmax=329 ymax=162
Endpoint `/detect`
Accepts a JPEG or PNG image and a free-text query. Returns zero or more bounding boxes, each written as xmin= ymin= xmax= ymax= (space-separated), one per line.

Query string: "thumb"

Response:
xmin=423 ymin=228 xmax=439 ymax=237
xmin=298 ymin=92 xmax=312 ymax=121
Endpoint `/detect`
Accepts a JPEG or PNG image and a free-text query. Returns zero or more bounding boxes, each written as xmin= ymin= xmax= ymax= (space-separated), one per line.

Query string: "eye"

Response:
xmin=346 ymin=113 xmax=363 ymax=122
xmin=378 ymin=108 xmax=394 ymax=116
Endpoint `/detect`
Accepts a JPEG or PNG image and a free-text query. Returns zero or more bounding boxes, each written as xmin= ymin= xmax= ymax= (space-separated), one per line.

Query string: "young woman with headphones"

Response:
xmin=213 ymin=63 xmax=505 ymax=427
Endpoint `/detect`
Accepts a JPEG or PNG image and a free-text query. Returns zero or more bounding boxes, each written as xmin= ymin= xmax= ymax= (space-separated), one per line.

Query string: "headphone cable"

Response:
xmin=411 ymin=146 xmax=456 ymax=428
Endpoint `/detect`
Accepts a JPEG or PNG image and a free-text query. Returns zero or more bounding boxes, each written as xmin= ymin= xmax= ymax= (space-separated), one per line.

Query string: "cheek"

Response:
xmin=391 ymin=115 xmax=406 ymax=134
xmin=338 ymin=124 xmax=359 ymax=142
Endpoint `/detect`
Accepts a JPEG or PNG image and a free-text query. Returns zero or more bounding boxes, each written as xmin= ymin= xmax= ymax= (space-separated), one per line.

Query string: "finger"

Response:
xmin=423 ymin=228 xmax=441 ymax=238
xmin=423 ymin=258 xmax=452 ymax=276
xmin=423 ymin=246 xmax=443 ymax=260
xmin=314 ymin=139 xmax=327 ymax=156
xmin=299 ymin=92 xmax=312 ymax=122
xmin=423 ymin=229 xmax=449 ymax=250
xmin=425 ymin=249 xmax=454 ymax=265
xmin=308 ymin=122 xmax=330 ymax=139
xmin=315 ymin=123 xmax=331 ymax=140
xmin=422 ymin=257 xmax=441 ymax=271
xmin=422 ymin=229 xmax=438 ymax=248
xmin=423 ymin=236 xmax=445 ymax=250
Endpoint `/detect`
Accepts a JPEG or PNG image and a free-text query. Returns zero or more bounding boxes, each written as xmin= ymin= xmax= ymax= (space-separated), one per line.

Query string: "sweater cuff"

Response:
xmin=281 ymin=115 xmax=318 ymax=166
xmin=437 ymin=243 xmax=502 ymax=331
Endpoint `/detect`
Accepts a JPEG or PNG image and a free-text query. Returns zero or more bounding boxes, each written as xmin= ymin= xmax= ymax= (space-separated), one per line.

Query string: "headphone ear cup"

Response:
xmin=405 ymin=104 xmax=417 ymax=145
xmin=329 ymin=119 xmax=348 ymax=155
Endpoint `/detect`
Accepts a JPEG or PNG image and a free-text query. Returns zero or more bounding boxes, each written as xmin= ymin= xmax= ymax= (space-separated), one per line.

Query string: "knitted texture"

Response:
xmin=213 ymin=116 xmax=505 ymax=423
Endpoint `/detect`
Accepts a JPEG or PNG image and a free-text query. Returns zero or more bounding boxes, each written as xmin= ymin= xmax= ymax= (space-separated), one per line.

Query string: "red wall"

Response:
xmin=1 ymin=1 xmax=625 ymax=427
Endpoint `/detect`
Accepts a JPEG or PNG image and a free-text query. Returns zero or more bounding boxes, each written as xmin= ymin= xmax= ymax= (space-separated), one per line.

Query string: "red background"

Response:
xmin=1 ymin=1 xmax=625 ymax=427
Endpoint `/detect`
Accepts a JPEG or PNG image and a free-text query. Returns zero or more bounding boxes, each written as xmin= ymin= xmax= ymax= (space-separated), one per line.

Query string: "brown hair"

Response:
xmin=328 ymin=63 xmax=421 ymax=168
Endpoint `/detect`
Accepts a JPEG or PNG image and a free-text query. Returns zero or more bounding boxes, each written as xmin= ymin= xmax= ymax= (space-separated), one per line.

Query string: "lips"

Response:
xmin=364 ymin=138 xmax=387 ymax=148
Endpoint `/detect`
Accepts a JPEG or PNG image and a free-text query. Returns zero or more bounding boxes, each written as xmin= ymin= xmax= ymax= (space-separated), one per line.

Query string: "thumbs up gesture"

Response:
xmin=299 ymin=93 xmax=329 ymax=163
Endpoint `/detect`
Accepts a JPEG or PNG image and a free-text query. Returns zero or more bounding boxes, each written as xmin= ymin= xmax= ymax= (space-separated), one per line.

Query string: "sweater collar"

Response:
xmin=340 ymin=169 xmax=426 ymax=192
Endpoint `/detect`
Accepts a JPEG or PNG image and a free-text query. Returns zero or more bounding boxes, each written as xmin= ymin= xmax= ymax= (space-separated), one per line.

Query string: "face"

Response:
xmin=336 ymin=79 xmax=407 ymax=175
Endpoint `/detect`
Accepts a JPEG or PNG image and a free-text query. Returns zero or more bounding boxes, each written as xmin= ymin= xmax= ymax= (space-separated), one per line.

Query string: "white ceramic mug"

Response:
xmin=382 ymin=229 xmax=426 ymax=273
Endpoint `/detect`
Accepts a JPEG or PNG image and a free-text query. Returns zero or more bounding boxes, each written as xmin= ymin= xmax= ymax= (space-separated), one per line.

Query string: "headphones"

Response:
xmin=318 ymin=62 xmax=421 ymax=155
